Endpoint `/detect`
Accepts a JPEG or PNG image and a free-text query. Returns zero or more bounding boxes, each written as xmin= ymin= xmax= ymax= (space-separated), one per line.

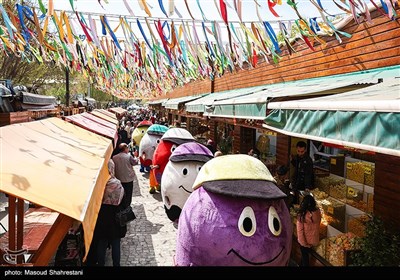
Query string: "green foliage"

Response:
xmin=0 ymin=0 xmax=60 ymax=89
xmin=350 ymin=215 xmax=400 ymax=266
xmin=90 ymin=87 xmax=114 ymax=103
xmin=218 ymin=136 xmax=233 ymax=155
xmin=0 ymin=0 xmax=114 ymax=102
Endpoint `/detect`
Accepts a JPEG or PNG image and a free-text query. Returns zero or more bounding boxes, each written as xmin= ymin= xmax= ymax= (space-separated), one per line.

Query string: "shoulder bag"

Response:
xmin=115 ymin=206 xmax=136 ymax=227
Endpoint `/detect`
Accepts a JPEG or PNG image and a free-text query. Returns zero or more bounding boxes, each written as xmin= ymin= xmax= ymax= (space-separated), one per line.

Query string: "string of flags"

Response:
xmin=0 ymin=0 xmax=398 ymax=99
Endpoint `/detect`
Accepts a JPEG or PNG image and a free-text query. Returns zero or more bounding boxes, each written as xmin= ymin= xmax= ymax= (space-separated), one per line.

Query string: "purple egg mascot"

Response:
xmin=175 ymin=154 xmax=292 ymax=266
xmin=161 ymin=142 xmax=214 ymax=222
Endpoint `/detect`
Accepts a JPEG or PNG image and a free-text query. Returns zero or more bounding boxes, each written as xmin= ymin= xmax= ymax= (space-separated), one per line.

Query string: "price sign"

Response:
xmin=347 ymin=163 xmax=352 ymax=169
xmin=364 ymin=167 xmax=372 ymax=175
xmin=327 ymin=206 xmax=334 ymax=215
xmin=348 ymin=187 xmax=356 ymax=197
xmin=330 ymin=158 xmax=337 ymax=165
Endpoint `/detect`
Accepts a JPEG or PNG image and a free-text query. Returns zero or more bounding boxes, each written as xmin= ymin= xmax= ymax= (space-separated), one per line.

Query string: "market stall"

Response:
xmin=89 ymin=110 xmax=119 ymax=125
xmin=108 ymin=107 xmax=127 ymax=118
xmin=95 ymin=109 xmax=118 ymax=120
xmin=65 ymin=114 xmax=118 ymax=147
xmin=0 ymin=117 xmax=112 ymax=265
xmin=264 ymin=76 xmax=400 ymax=266
xmin=80 ymin=112 xmax=117 ymax=130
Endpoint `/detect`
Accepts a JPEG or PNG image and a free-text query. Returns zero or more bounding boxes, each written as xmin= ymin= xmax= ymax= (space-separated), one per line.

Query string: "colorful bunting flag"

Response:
xmin=0 ymin=0 xmax=388 ymax=98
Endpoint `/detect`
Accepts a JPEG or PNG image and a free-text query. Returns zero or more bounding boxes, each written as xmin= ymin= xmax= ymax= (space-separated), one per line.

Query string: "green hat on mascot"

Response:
xmin=176 ymin=154 xmax=292 ymax=266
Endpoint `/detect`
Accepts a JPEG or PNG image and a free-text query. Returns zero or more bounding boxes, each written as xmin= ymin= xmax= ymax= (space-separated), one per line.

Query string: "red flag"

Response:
xmin=219 ymin=0 xmax=228 ymax=24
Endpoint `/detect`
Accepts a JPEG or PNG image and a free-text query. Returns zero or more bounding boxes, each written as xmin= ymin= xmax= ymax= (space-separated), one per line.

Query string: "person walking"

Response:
xmin=112 ymin=143 xmax=138 ymax=206
xmin=86 ymin=160 xmax=127 ymax=266
xmin=205 ymin=139 xmax=216 ymax=155
xmin=290 ymin=141 xmax=314 ymax=204
xmin=273 ymin=165 xmax=292 ymax=208
xmin=296 ymin=194 xmax=321 ymax=266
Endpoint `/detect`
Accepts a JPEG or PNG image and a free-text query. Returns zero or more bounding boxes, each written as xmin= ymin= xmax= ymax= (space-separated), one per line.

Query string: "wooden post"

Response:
xmin=65 ymin=68 xmax=70 ymax=107
xmin=30 ymin=214 xmax=74 ymax=266
xmin=8 ymin=195 xmax=16 ymax=252
xmin=16 ymin=198 xmax=24 ymax=264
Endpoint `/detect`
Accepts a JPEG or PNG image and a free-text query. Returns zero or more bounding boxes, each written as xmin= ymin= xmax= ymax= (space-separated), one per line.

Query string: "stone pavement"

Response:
xmin=105 ymin=165 xmax=178 ymax=266
xmin=104 ymin=165 xmax=299 ymax=267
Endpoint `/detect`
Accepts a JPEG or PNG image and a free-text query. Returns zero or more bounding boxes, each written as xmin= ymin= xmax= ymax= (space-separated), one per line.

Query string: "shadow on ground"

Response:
xmin=106 ymin=168 xmax=169 ymax=266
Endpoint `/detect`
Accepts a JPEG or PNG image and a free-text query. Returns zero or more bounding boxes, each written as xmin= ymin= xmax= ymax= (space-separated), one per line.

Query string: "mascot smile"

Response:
xmin=175 ymin=154 xmax=292 ymax=266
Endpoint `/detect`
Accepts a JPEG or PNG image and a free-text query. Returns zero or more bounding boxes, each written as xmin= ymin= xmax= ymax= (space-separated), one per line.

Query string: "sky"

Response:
xmin=52 ymin=0 xmax=345 ymax=22
xmin=46 ymin=1 xmax=346 ymax=44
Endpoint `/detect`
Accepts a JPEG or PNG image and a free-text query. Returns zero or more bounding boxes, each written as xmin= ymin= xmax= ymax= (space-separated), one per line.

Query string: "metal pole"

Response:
xmin=87 ymin=80 xmax=91 ymax=98
xmin=65 ymin=68 xmax=70 ymax=107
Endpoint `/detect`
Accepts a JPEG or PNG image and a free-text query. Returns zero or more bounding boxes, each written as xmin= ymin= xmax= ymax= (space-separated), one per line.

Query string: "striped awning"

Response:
xmin=264 ymin=78 xmax=400 ymax=156
xmin=164 ymin=94 xmax=209 ymax=110
xmin=209 ymin=65 xmax=400 ymax=120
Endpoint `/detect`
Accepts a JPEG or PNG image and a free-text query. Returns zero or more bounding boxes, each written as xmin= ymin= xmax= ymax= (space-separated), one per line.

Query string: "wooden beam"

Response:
xmin=8 ymin=195 xmax=16 ymax=252
xmin=16 ymin=198 xmax=24 ymax=264
xmin=30 ymin=214 xmax=74 ymax=266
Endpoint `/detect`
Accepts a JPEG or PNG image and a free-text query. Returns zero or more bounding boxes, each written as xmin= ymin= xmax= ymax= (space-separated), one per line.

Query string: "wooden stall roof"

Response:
xmin=0 ymin=117 xmax=112 ymax=260
xmin=65 ymin=114 xmax=118 ymax=146
xmin=90 ymin=110 xmax=119 ymax=125
xmin=95 ymin=109 xmax=118 ymax=120
xmin=81 ymin=112 xmax=117 ymax=130
xmin=108 ymin=107 xmax=127 ymax=115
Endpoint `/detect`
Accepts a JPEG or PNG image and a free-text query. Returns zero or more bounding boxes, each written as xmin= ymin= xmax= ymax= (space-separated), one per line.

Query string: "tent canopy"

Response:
xmin=85 ymin=97 xmax=96 ymax=105
xmin=108 ymin=107 xmax=127 ymax=115
xmin=164 ymin=94 xmax=208 ymax=110
xmin=267 ymin=79 xmax=400 ymax=112
xmin=147 ymin=98 xmax=169 ymax=105
xmin=21 ymin=92 xmax=56 ymax=105
xmin=94 ymin=109 xmax=118 ymax=120
xmin=0 ymin=117 xmax=113 ymax=259
xmin=65 ymin=114 xmax=118 ymax=145
xmin=185 ymin=85 xmax=268 ymax=113
xmin=209 ymin=65 xmax=400 ymax=119
xmin=264 ymin=78 xmax=400 ymax=157
xmin=90 ymin=110 xmax=119 ymax=125
xmin=81 ymin=112 xmax=117 ymax=130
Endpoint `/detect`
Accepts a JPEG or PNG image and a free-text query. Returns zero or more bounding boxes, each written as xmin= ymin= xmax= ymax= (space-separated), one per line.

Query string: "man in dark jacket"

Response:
xmin=290 ymin=141 xmax=314 ymax=204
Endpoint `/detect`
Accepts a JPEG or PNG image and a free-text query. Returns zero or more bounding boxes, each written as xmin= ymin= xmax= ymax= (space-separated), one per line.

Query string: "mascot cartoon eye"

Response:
xmin=182 ymin=167 xmax=188 ymax=176
xmin=141 ymin=130 xmax=145 ymax=134
xmin=238 ymin=206 xmax=256 ymax=237
xmin=156 ymin=139 xmax=161 ymax=144
xmin=268 ymin=206 xmax=282 ymax=236
xmin=196 ymin=164 xmax=203 ymax=173
xmin=171 ymin=144 xmax=177 ymax=153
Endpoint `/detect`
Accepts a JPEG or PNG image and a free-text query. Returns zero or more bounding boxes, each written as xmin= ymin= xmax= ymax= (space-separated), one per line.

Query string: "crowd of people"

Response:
xmin=85 ymin=107 xmax=318 ymax=267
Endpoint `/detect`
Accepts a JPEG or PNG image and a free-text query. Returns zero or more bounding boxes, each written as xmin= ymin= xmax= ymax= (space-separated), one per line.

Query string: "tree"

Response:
xmin=350 ymin=215 xmax=400 ymax=266
xmin=0 ymin=0 xmax=65 ymax=92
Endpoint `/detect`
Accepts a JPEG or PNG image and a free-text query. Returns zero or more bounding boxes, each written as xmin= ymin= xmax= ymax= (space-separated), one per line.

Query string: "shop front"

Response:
xmin=184 ymin=87 xmax=270 ymax=151
xmin=163 ymin=94 xmax=208 ymax=128
xmin=185 ymin=114 xmax=211 ymax=143
xmin=264 ymin=76 xmax=400 ymax=266
xmin=202 ymin=69 xmax=385 ymax=173
xmin=147 ymin=98 xmax=169 ymax=121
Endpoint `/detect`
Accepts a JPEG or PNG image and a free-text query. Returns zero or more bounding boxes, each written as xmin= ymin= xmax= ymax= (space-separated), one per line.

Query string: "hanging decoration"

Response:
xmin=0 ymin=0 xmax=397 ymax=99
xmin=267 ymin=0 xmax=281 ymax=17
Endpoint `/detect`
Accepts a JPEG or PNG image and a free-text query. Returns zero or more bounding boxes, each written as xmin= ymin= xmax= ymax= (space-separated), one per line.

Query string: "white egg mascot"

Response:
xmin=138 ymin=124 xmax=168 ymax=175
xmin=161 ymin=142 xmax=213 ymax=222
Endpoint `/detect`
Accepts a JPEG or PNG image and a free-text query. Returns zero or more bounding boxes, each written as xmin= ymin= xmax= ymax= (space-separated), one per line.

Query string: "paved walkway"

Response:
xmin=105 ymin=166 xmax=178 ymax=266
